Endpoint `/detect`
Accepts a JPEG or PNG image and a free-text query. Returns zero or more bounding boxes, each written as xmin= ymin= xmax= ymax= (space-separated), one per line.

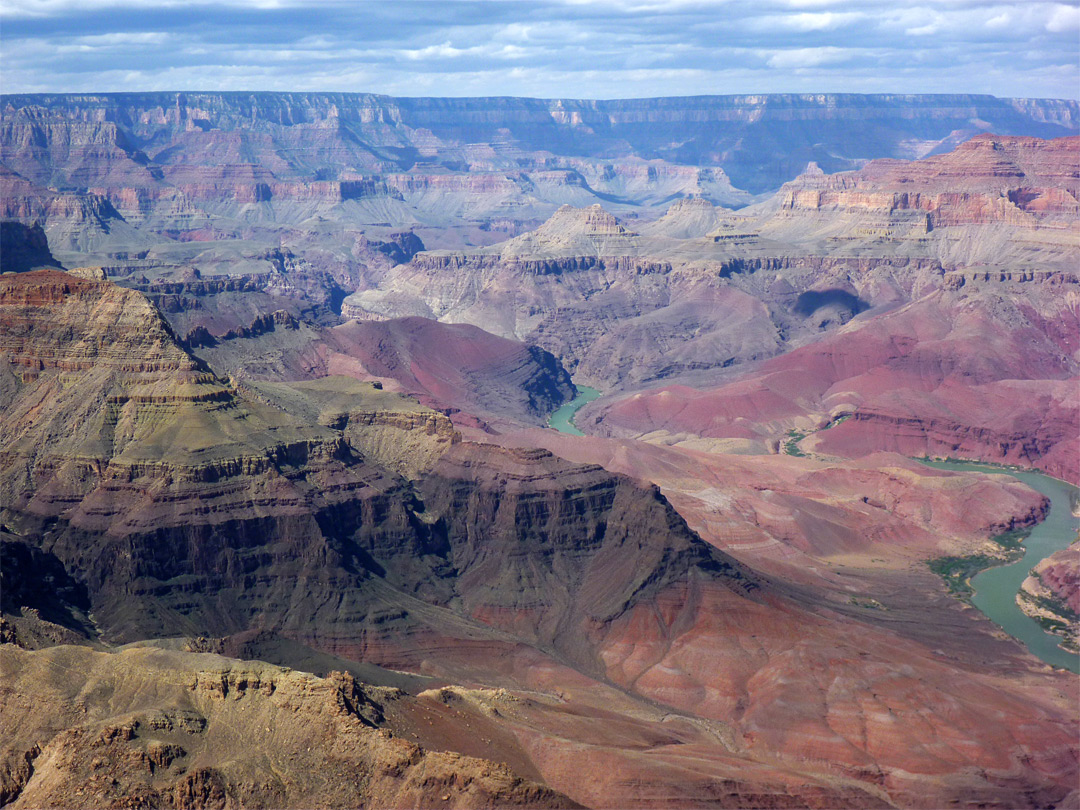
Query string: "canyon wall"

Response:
xmin=3 ymin=92 xmax=1076 ymax=192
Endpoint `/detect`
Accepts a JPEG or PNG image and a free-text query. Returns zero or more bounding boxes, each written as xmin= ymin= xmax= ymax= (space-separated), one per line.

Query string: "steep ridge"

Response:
xmin=343 ymin=203 xmax=790 ymax=386
xmin=186 ymin=312 xmax=576 ymax=428
xmin=0 ymin=268 xmax=755 ymax=680
xmin=0 ymin=269 xmax=367 ymax=534
xmin=497 ymin=203 xmax=642 ymax=257
xmin=0 ymin=166 xmax=138 ymax=254
xmin=777 ymin=134 xmax=1080 ymax=227
xmin=323 ymin=317 xmax=575 ymax=424
xmin=638 ymin=196 xmax=733 ymax=239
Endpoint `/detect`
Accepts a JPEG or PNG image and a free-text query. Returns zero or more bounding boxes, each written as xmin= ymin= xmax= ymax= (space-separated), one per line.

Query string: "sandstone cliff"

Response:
xmin=777 ymin=134 xmax=1080 ymax=228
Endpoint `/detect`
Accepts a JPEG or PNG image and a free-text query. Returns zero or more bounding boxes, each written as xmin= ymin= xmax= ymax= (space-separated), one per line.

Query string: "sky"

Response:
xmin=1 ymin=0 xmax=1078 ymax=99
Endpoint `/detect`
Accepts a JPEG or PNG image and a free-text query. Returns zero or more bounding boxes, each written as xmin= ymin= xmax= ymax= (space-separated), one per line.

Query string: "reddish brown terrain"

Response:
xmin=2 ymin=93 xmax=1079 ymax=810
xmin=575 ymin=136 xmax=1080 ymax=482
xmin=192 ymin=313 xmax=575 ymax=428
xmin=593 ymin=282 xmax=1079 ymax=480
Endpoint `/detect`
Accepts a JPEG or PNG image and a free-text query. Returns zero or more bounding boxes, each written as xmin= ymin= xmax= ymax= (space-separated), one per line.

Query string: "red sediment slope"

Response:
xmin=324 ymin=316 xmax=574 ymax=424
xmin=596 ymin=278 xmax=1080 ymax=482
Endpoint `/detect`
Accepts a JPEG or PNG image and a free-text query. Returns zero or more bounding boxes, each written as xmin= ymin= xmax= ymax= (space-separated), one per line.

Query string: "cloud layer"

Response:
xmin=2 ymin=0 xmax=1077 ymax=98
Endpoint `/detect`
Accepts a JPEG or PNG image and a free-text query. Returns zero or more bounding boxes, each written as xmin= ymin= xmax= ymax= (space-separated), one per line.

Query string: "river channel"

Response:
xmin=919 ymin=460 xmax=1079 ymax=673
xmin=547 ymin=386 xmax=602 ymax=436
xmin=547 ymin=399 xmax=1079 ymax=672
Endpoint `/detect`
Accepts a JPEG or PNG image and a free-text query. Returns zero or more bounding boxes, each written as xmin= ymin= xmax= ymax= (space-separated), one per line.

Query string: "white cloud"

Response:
xmin=0 ymin=0 xmax=1077 ymax=99
xmin=779 ymin=0 xmax=854 ymax=7
xmin=784 ymin=11 xmax=863 ymax=30
xmin=557 ymin=0 xmax=735 ymax=9
xmin=0 ymin=0 xmax=293 ymax=16
xmin=73 ymin=32 xmax=170 ymax=46
xmin=1046 ymin=3 xmax=1080 ymax=32
xmin=765 ymin=46 xmax=853 ymax=68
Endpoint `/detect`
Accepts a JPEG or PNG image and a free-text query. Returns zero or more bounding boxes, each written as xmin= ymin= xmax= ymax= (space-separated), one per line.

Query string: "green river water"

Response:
xmin=546 ymin=396 xmax=1080 ymax=672
xmin=920 ymin=460 xmax=1079 ymax=673
xmin=547 ymin=386 xmax=602 ymax=436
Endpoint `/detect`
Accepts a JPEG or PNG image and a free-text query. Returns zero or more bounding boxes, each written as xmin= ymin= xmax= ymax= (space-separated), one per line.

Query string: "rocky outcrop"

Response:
xmin=0 ymin=269 xmax=750 ymax=671
xmin=638 ymin=196 xmax=732 ymax=239
xmin=0 ymin=645 xmax=579 ymax=809
xmin=817 ymin=382 xmax=1079 ymax=481
xmin=0 ymin=163 xmax=129 ymax=241
xmin=344 ymin=131 xmax=1077 ymax=392
xmin=414 ymin=443 xmax=755 ymax=670
xmin=323 ymin=317 xmax=575 ymax=424
xmin=185 ymin=308 xmax=299 ymax=346
xmin=101 ymin=247 xmax=369 ymax=340
xmin=342 ymin=194 xmax=964 ymax=388
xmin=498 ymin=204 xmax=640 ymax=257
xmin=239 ymin=377 xmax=462 ymax=479
xmin=191 ymin=313 xmax=577 ymax=427
xmin=0 ymin=531 xmax=94 ymax=645
xmin=374 ymin=230 xmax=426 ymax=264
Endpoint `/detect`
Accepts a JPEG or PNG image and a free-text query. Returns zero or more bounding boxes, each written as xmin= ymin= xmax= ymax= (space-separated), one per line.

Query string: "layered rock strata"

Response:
xmin=777 ymin=134 xmax=1080 ymax=227
xmin=3 ymin=93 xmax=1075 ymax=193
xmin=593 ymin=275 xmax=1079 ymax=481
xmin=343 ymin=136 xmax=1079 ymax=390
xmin=0 ymin=269 xmax=752 ymax=671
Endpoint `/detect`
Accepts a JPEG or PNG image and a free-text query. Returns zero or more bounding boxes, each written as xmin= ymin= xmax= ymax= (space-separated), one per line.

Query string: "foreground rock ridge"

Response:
xmin=0 ymin=644 xmax=580 ymax=809
xmin=1 ymin=93 xmax=1079 ymax=810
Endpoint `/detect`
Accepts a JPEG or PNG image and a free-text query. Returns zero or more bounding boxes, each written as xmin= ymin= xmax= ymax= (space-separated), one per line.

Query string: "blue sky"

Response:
xmin=1 ymin=0 xmax=1078 ymax=99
